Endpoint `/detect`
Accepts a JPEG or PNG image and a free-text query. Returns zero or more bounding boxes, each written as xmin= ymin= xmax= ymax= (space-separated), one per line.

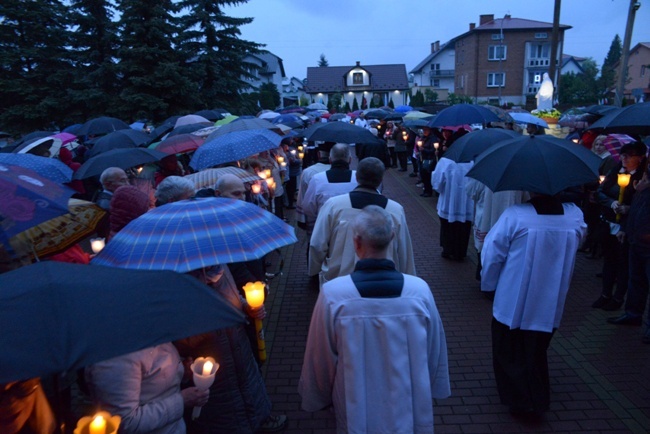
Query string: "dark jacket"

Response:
xmin=625 ymin=187 xmax=650 ymax=248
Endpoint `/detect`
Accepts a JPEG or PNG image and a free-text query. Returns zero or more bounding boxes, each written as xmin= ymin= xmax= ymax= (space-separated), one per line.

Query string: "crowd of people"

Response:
xmin=2 ymin=106 xmax=649 ymax=434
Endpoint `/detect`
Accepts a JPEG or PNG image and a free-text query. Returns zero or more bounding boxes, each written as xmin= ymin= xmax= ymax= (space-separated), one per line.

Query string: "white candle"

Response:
xmin=298 ymin=152 xmax=305 ymax=159
xmin=290 ymin=149 xmax=296 ymax=155
xmin=90 ymin=238 xmax=105 ymax=254
xmin=434 ymin=142 xmax=440 ymax=149
xmin=243 ymin=281 xmax=266 ymax=309
xmin=251 ymin=183 xmax=261 ymax=194
xmin=202 ymin=360 xmax=213 ymax=376
xmin=89 ymin=415 xmax=106 ymax=434
xmin=276 ymin=156 xmax=285 ymax=163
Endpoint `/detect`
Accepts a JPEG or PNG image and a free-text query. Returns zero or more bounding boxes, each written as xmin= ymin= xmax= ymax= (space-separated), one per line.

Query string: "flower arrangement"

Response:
xmin=531 ymin=109 xmax=562 ymax=120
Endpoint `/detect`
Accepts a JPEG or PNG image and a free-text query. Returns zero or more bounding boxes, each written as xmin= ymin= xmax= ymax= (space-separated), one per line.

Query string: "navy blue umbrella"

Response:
xmin=302 ymin=121 xmax=383 ymax=145
xmin=443 ymin=128 xmax=520 ymax=163
xmin=206 ymin=118 xmax=277 ymax=140
xmin=427 ymin=104 xmax=501 ymax=128
xmin=86 ymin=129 xmax=152 ymax=158
xmin=190 ymin=129 xmax=283 ymax=170
xmin=466 ymin=135 xmax=601 ymax=195
xmin=74 ymin=148 xmax=168 ymax=179
xmin=0 ymin=153 xmax=73 ymax=183
xmin=588 ymin=102 xmax=650 ymax=135
xmin=0 ymin=261 xmax=245 ymax=383
xmin=75 ymin=116 xmax=130 ymax=137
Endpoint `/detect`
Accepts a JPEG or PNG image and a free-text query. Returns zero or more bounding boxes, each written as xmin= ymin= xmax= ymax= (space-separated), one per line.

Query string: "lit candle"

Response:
xmin=280 ymin=162 xmax=287 ymax=168
xmin=251 ymin=183 xmax=261 ymax=194
xmin=599 ymin=175 xmax=605 ymax=184
xmin=297 ymin=145 xmax=304 ymax=152
xmin=242 ymin=281 xmax=267 ymax=362
xmin=202 ymin=360 xmax=213 ymax=376
xmin=417 ymin=140 xmax=423 ymax=147
xmin=89 ymin=415 xmax=106 ymax=434
xmin=243 ymin=281 xmax=266 ymax=308
xmin=402 ymin=132 xmax=408 ymax=139
xmin=290 ymin=149 xmax=296 ymax=155
xmin=258 ymin=171 xmax=267 ymax=179
xmin=264 ymin=169 xmax=272 ymax=178
xmin=572 ymin=138 xmax=579 ymax=144
xmin=276 ymin=156 xmax=285 ymax=163
xmin=90 ymin=238 xmax=105 ymax=254
xmin=298 ymin=152 xmax=305 ymax=159
xmin=266 ymin=178 xmax=275 ymax=189
xmin=434 ymin=142 xmax=440 ymax=149
xmin=616 ymin=173 xmax=631 ymax=222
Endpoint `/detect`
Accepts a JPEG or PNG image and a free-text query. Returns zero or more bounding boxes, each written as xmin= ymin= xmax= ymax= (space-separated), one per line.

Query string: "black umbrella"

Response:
xmin=427 ymin=104 xmax=501 ymax=128
xmin=12 ymin=131 xmax=53 ymax=148
xmin=75 ymin=116 xmax=130 ymax=137
xmin=329 ymin=113 xmax=347 ymax=121
xmin=365 ymin=109 xmax=392 ymax=120
xmin=583 ymin=105 xmax=620 ymax=116
xmin=194 ymin=109 xmax=225 ymax=121
xmin=86 ymin=129 xmax=151 ymax=158
xmin=0 ymin=261 xmax=245 ymax=383
xmin=74 ymin=147 xmax=168 ymax=179
xmin=302 ymin=121 xmax=383 ymax=144
xmin=403 ymin=119 xmax=432 ymax=129
xmin=167 ymin=122 xmax=214 ymax=138
xmin=148 ymin=123 xmax=175 ymax=144
xmin=587 ymin=102 xmax=650 ymax=135
xmin=466 ymin=135 xmax=602 ymax=195
xmin=443 ymin=128 xmax=520 ymax=163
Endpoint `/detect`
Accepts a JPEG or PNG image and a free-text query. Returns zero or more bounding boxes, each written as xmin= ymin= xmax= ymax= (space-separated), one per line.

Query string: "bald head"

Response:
xmin=215 ymin=174 xmax=246 ymax=200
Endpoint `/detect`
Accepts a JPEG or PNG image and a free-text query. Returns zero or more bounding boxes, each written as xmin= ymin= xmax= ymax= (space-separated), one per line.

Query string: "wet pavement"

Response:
xmin=261 ymin=163 xmax=650 ymax=434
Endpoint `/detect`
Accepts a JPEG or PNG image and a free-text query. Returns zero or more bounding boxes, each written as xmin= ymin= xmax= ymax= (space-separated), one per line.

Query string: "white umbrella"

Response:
xmin=259 ymin=111 xmax=281 ymax=120
xmin=509 ymin=112 xmax=549 ymax=128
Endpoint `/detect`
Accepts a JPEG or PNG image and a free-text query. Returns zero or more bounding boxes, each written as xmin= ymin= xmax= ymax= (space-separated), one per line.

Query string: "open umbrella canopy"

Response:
xmin=74 ymin=148 xmax=168 ymax=179
xmin=484 ymin=105 xmax=514 ymax=123
xmin=11 ymin=199 xmax=105 ymax=259
xmin=193 ymin=110 xmax=225 ymax=122
xmin=153 ymin=133 xmax=205 ymax=155
xmin=443 ymin=128 xmax=520 ymax=163
xmin=13 ymin=137 xmax=63 ymax=157
xmin=601 ymin=134 xmax=637 ymax=162
xmin=0 ymin=164 xmax=74 ymax=240
xmin=92 ymin=197 xmax=298 ymax=272
xmin=190 ymin=129 xmax=283 ymax=170
xmin=86 ymin=129 xmax=151 ymax=158
xmin=0 ymin=153 xmax=72 ymax=183
xmin=75 ymin=116 xmax=130 ymax=137
xmin=206 ymin=117 xmax=277 ymax=140
xmin=13 ymin=131 xmax=56 ymax=148
xmin=364 ymin=109 xmax=392 ymax=120
xmin=394 ymin=105 xmax=413 ymax=113
xmin=307 ymin=102 xmax=327 ymax=110
xmin=588 ymin=102 xmax=650 ymax=135
xmin=175 ymin=114 xmax=211 ymax=128
xmin=466 ymin=135 xmax=602 ymax=195
xmin=272 ymin=114 xmax=304 ymax=129
xmin=302 ymin=121 xmax=383 ymax=144
xmin=258 ymin=111 xmax=281 ymax=120
xmin=509 ymin=112 xmax=549 ymax=128
xmin=329 ymin=113 xmax=347 ymax=121
xmin=185 ymin=167 xmax=262 ymax=190
xmin=427 ymin=104 xmax=501 ymax=128
xmin=583 ymin=105 xmax=620 ymax=117
xmin=167 ymin=122 xmax=213 ymax=138
xmin=403 ymin=111 xmax=435 ymax=121
xmin=0 ymin=261 xmax=245 ymax=383
xmin=215 ymin=115 xmax=239 ymax=126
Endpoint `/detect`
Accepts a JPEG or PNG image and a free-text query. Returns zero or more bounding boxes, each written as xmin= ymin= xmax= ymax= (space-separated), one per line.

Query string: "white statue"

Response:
xmin=536 ymin=72 xmax=554 ymax=112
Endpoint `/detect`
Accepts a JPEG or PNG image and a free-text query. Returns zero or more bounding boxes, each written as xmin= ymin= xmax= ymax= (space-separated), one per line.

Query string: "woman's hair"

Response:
xmin=154 ymin=176 xmax=195 ymax=205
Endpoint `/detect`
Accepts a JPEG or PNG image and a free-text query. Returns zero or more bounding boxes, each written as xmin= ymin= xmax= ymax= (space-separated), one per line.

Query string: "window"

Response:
xmin=488 ymin=45 xmax=507 ymax=61
xmin=352 ymin=72 xmax=363 ymax=84
xmin=430 ymin=63 xmax=440 ymax=72
xmin=642 ymin=65 xmax=646 ymax=77
xmin=535 ymin=32 xmax=548 ymax=39
xmin=487 ymin=73 xmax=505 ymax=87
xmin=457 ymin=75 xmax=465 ymax=89
xmin=432 ymin=79 xmax=440 ymax=87
xmin=491 ymin=34 xmax=503 ymax=41
xmin=529 ymin=44 xmax=550 ymax=59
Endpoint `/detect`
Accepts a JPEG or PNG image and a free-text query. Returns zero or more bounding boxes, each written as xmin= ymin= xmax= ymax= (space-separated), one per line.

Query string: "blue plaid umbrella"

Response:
xmin=0 ymin=153 xmax=72 ymax=183
xmin=91 ymin=197 xmax=297 ymax=272
xmin=190 ymin=129 xmax=282 ymax=170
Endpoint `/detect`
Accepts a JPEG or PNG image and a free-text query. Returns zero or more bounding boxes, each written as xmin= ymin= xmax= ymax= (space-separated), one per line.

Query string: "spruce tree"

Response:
xmin=598 ymin=35 xmax=622 ymax=96
xmin=115 ymin=0 xmax=198 ymax=122
xmin=177 ymin=0 xmax=263 ymax=112
xmin=352 ymin=97 xmax=359 ymax=111
xmin=318 ymin=54 xmax=329 ymax=67
xmin=68 ymin=0 xmax=120 ymax=122
xmin=0 ymin=0 xmax=74 ymax=133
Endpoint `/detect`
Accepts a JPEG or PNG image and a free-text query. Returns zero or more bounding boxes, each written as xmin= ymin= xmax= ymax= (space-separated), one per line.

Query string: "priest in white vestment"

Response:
xmin=300 ymin=206 xmax=450 ymax=434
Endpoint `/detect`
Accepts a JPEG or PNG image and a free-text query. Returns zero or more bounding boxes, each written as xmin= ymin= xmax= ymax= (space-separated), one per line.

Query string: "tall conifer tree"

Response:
xmin=598 ymin=35 xmax=622 ymax=96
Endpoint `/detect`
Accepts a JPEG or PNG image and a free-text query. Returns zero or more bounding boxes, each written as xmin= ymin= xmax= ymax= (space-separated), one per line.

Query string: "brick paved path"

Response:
xmin=261 ymin=164 xmax=650 ymax=434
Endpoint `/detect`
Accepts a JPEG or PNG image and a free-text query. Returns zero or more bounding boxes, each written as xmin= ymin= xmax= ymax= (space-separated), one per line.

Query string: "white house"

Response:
xmin=242 ymin=52 xmax=286 ymax=95
xmin=410 ymin=40 xmax=456 ymax=100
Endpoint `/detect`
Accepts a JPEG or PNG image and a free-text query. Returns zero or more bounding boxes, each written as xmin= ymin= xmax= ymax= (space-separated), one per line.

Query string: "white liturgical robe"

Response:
xmin=299 ymin=170 xmax=358 ymax=221
xmin=481 ymin=202 xmax=586 ymax=332
xmin=431 ymin=157 xmax=474 ymax=222
xmin=308 ymin=193 xmax=415 ymax=283
xmin=299 ymin=274 xmax=450 ymax=434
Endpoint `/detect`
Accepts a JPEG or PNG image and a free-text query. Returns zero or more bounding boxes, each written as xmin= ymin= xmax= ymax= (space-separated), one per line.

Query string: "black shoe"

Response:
xmin=420 ymin=192 xmax=432 ymax=197
xmin=409 ymin=173 xmax=418 ymax=177
xmin=607 ymin=313 xmax=642 ymax=326
xmin=601 ymin=298 xmax=623 ymax=311
xmin=592 ymin=295 xmax=611 ymax=309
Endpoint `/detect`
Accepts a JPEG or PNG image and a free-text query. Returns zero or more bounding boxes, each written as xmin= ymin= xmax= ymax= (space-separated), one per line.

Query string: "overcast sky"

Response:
xmin=223 ymin=0 xmax=650 ymax=79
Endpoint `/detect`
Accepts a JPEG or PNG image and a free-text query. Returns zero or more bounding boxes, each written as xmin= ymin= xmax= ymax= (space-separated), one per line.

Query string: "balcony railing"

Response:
xmin=429 ymin=69 xmax=454 ymax=78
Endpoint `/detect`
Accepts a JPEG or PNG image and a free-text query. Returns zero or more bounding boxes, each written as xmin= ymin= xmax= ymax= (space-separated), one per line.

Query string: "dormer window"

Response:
xmin=353 ymin=73 xmax=363 ymax=84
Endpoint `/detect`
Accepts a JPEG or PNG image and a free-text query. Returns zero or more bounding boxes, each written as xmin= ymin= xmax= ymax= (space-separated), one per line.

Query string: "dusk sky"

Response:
xmin=223 ymin=0 xmax=650 ymax=80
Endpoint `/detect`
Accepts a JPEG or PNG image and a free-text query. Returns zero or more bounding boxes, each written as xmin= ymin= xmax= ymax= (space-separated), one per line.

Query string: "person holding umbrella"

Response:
xmin=417 ymin=127 xmax=438 ymax=197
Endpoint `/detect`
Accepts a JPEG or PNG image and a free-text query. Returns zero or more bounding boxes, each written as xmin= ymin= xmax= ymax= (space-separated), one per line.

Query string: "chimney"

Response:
xmin=355 ymin=61 xmax=360 ymax=67
xmin=479 ymin=14 xmax=494 ymax=25
xmin=434 ymin=40 xmax=440 ymax=52
xmin=431 ymin=40 xmax=440 ymax=53
xmin=504 ymin=14 xmax=511 ymax=19
xmin=469 ymin=23 xmax=476 ymax=31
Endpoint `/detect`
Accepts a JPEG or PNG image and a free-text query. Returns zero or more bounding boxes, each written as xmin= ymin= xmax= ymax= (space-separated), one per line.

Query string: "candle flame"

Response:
xmin=202 ymin=361 xmax=213 ymax=376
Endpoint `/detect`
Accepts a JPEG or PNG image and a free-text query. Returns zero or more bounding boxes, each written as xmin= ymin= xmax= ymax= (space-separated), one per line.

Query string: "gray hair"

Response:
xmin=329 ymin=143 xmax=351 ymax=163
xmin=352 ymin=205 xmax=394 ymax=251
xmin=155 ymin=176 xmax=195 ymax=205
xmin=356 ymin=157 xmax=385 ymax=189
xmin=99 ymin=167 xmax=127 ymax=187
